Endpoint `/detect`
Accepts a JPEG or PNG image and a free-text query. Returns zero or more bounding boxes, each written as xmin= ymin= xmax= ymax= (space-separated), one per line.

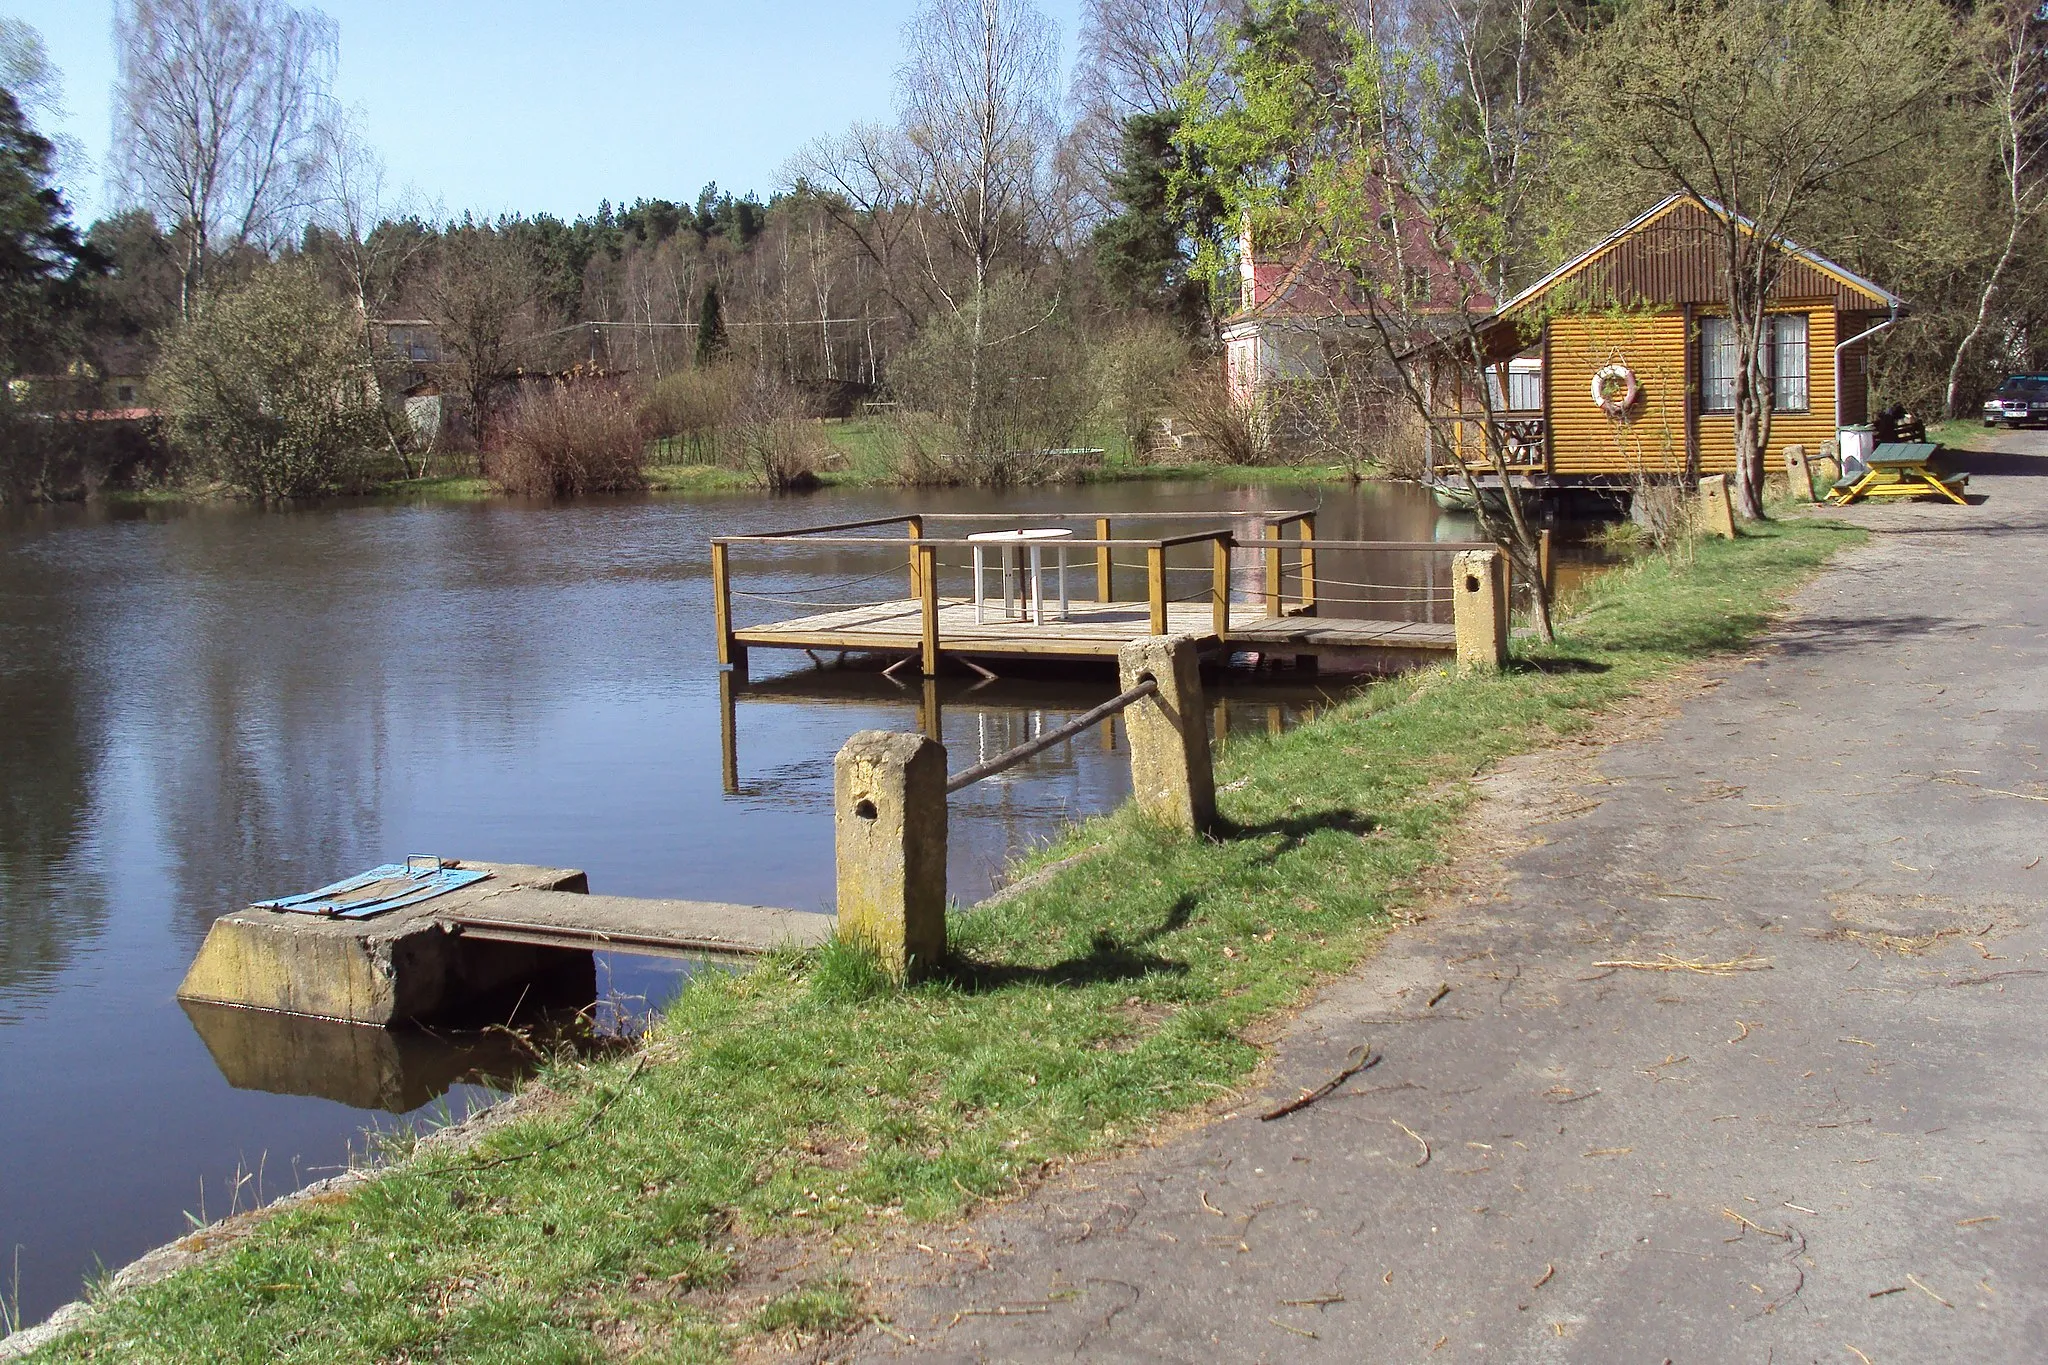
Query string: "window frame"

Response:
xmin=1697 ymin=312 xmax=1811 ymax=415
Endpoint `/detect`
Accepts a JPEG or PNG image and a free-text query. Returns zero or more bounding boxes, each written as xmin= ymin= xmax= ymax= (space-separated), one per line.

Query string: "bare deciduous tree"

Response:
xmin=1944 ymin=0 xmax=2048 ymax=417
xmin=112 ymin=0 xmax=336 ymax=317
xmin=896 ymin=0 xmax=1063 ymax=449
xmin=421 ymin=220 xmax=541 ymax=457
xmin=1074 ymin=0 xmax=1226 ymax=120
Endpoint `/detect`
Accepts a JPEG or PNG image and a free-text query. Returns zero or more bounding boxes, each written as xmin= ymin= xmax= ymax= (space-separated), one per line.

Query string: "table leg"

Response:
xmin=1004 ymin=547 xmax=1017 ymax=618
xmin=1058 ymin=547 xmax=1069 ymax=619
xmin=973 ymin=545 xmax=985 ymax=624
xmin=1030 ymin=545 xmax=1045 ymax=626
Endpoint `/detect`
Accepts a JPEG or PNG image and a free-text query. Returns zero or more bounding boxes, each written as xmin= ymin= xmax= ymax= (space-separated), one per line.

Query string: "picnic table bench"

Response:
xmin=1827 ymin=442 xmax=1969 ymax=505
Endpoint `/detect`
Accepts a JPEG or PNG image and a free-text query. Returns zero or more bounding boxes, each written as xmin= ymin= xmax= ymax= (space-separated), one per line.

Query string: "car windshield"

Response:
xmin=1994 ymin=377 xmax=2048 ymax=396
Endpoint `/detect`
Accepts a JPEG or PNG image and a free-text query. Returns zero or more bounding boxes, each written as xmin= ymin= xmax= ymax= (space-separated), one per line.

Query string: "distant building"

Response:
xmin=1221 ymin=195 xmax=1494 ymax=408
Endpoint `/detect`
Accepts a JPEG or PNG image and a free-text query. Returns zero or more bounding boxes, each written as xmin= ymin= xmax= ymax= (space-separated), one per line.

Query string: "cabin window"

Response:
xmin=1700 ymin=317 xmax=1738 ymax=412
xmin=1771 ymin=314 xmax=1809 ymax=412
xmin=1700 ymin=314 xmax=1809 ymax=413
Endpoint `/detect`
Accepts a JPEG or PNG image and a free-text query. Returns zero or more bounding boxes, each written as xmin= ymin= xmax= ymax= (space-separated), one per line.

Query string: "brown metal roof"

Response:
xmin=1499 ymin=196 xmax=1903 ymax=316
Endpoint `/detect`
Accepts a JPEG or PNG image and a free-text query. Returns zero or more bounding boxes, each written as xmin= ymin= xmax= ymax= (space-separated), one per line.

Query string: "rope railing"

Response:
xmin=946 ymin=677 xmax=1158 ymax=794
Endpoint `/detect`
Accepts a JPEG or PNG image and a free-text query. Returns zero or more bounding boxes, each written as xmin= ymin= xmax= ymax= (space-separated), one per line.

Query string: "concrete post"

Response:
xmin=1451 ymin=548 xmax=1508 ymax=671
xmin=1784 ymin=445 xmax=1814 ymax=503
xmin=1698 ymin=473 xmax=1738 ymax=538
xmin=1116 ymin=635 xmax=1215 ymax=834
xmin=834 ymin=730 xmax=948 ymax=978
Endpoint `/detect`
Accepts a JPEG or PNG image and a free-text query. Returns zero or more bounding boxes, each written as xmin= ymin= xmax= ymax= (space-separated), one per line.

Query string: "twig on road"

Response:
xmin=1596 ymin=953 xmax=1771 ymax=975
xmin=1260 ymin=1046 xmax=1379 ymax=1121
xmin=1390 ymin=1119 xmax=1431 ymax=1167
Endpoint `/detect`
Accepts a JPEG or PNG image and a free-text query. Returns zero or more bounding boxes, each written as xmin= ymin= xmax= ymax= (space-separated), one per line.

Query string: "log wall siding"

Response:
xmin=1547 ymin=312 xmax=1689 ymax=475
xmin=1695 ymin=304 xmax=1841 ymax=473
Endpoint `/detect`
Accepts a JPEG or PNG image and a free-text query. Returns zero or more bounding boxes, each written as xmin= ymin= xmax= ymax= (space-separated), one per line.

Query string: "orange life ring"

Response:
xmin=1591 ymin=363 xmax=1640 ymax=416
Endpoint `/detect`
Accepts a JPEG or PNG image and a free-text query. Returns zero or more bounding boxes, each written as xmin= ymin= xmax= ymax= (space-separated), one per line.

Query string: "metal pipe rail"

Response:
xmin=945 ymin=677 xmax=1158 ymax=793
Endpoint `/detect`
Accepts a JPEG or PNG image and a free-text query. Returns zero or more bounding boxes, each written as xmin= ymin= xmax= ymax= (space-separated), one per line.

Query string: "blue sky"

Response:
xmin=10 ymin=0 xmax=1088 ymax=226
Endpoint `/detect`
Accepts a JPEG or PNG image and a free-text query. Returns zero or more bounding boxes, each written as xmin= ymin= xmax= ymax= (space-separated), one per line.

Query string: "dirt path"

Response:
xmin=833 ymin=436 xmax=2048 ymax=1363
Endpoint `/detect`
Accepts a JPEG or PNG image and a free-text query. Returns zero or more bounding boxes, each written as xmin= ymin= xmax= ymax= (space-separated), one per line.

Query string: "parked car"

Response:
xmin=1982 ymin=374 xmax=2048 ymax=426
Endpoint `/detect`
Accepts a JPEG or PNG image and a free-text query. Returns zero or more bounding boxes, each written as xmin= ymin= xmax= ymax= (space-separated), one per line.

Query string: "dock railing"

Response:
xmin=712 ymin=513 xmax=1545 ymax=677
xmin=834 ymin=633 xmax=1214 ymax=979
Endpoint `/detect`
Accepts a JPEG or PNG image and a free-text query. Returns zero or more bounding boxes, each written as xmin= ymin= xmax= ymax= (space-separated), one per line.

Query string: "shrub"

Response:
xmin=888 ymin=277 xmax=1091 ymax=484
xmin=154 ymin=263 xmax=381 ymax=500
xmin=1173 ymin=363 xmax=1267 ymax=465
xmin=1090 ymin=319 xmax=1189 ymax=456
xmin=486 ymin=381 xmax=649 ymax=497
xmin=641 ymin=363 xmax=744 ymax=463
xmin=727 ymin=369 xmax=827 ymax=492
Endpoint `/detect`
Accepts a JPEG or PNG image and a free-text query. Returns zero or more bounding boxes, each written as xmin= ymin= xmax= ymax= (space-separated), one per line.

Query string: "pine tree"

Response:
xmin=695 ymin=283 xmax=728 ymax=365
xmin=1091 ymin=109 xmax=1226 ymax=335
xmin=0 ymin=85 xmax=90 ymax=374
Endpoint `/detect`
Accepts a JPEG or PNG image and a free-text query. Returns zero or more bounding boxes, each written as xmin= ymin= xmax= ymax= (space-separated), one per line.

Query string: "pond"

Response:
xmin=0 ymin=478 xmax=1586 ymax=1327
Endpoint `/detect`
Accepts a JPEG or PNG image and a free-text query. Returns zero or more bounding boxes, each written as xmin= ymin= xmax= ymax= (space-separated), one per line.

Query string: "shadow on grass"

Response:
xmin=938 ymin=941 xmax=1192 ymax=992
xmin=1512 ymin=655 xmax=1610 ymax=675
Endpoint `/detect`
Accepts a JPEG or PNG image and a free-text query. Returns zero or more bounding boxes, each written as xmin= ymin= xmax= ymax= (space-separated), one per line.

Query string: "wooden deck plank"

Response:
xmin=731 ymin=598 xmax=1456 ymax=657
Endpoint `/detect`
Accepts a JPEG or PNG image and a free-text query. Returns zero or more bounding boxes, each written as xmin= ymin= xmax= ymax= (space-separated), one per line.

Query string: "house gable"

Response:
xmin=1496 ymin=196 xmax=1901 ymax=320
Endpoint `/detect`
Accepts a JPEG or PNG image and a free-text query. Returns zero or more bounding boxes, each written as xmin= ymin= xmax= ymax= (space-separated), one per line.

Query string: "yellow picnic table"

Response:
xmin=1827 ymin=442 xmax=1969 ymax=505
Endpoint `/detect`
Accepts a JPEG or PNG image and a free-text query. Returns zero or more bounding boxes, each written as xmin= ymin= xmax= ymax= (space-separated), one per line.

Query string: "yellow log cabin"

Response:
xmin=1426 ymin=195 xmax=1905 ymax=502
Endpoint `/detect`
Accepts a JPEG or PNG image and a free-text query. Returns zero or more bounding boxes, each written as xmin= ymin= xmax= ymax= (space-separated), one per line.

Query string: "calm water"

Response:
xmin=0 ymin=479 xmax=1512 ymax=1326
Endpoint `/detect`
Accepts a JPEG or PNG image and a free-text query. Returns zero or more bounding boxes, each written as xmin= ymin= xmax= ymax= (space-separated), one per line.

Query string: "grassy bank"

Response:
xmin=19 ymin=514 xmax=1861 ymax=1364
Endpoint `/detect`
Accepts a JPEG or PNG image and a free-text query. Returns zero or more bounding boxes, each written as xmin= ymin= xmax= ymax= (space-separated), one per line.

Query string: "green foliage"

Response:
xmin=0 ymin=85 xmax=91 ymax=374
xmin=695 ymin=284 xmax=728 ymax=366
xmin=1092 ymin=108 xmax=1228 ymax=329
xmin=154 ymin=264 xmax=382 ymax=500
xmin=19 ymin=515 xmax=1858 ymax=1363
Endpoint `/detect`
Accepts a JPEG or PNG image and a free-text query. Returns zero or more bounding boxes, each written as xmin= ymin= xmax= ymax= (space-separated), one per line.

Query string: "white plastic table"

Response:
xmin=968 ymin=529 xmax=1072 ymax=625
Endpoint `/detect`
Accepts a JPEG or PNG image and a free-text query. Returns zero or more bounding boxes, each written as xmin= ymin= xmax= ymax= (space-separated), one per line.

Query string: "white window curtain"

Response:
xmin=1700 ymin=317 xmax=1737 ymax=412
xmin=1772 ymin=314 xmax=1809 ymax=412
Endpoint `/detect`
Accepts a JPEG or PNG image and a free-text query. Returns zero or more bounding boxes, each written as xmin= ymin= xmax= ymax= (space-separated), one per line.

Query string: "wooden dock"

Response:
xmin=732 ymin=597 xmax=1457 ymax=662
xmin=713 ymin=511 xmax=1504 ymax=676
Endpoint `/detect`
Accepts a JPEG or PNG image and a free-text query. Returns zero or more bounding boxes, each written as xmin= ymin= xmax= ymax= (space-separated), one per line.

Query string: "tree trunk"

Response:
xmin=1947 ymin=217 xmax=2020 ymax=418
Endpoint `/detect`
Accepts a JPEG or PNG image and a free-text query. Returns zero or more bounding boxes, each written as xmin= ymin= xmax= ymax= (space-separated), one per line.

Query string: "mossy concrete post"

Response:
xmin=1116 ymin=635 xmax=1215 ymax=834
xmin=834 ymin=730 xmax=948 ymax=978
xmin=1451 ymin=548 xmax=1507 ymax=671
xmin=1699 ymin=473 xmax=1738 ymax=538
xmin=1784 ymin=444 xmax=1814 ymax=503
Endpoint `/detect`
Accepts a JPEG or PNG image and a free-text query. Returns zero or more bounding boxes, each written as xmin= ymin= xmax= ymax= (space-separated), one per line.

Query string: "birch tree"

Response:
xmin=1944 ymin=0 xmax=2048 ymax=417
xmin=111 ymin=0 xmax=336 ymax=317
xmin=896 ymin=0 xmax=1062 ymax=451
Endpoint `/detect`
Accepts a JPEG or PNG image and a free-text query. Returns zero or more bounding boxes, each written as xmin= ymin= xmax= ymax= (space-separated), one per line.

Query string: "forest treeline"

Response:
xmin=1 ymin=0 xmax=2044 ymax=502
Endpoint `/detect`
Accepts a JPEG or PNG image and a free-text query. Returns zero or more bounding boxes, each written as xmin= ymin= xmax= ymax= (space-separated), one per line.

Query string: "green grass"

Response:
xmin=21 ymin=513 xmax=1862 ymax=1363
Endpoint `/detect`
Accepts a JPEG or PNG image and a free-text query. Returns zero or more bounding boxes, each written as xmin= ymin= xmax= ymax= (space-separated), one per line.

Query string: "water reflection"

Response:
xmin=179 ymin=1002 xmax=539 ymax=1114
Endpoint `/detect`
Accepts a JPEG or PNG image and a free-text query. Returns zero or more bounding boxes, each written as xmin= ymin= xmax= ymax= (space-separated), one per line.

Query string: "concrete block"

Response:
xmin=834 ymin=730 xmax=949 ymax=977
xmin=1451 ymin=549 xmax=1508 ymax=671
xmin=1784 ymin=445 xmax=1814 ymax=503
xmin=1698 ymin=473 xmax=1738 ymax=538
xmin=1117 ymin=635 xmax=1215 ymax=834
xmin=176 ymin=862 xmax=589 ymax=1026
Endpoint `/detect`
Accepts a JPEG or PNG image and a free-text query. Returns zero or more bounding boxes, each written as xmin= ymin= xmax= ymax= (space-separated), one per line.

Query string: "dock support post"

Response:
xmin=917 ymin=542 xmax=941 ymax=676
xmin=1095 ymin=517 xmax=1113 ymax=602
xmin=1146 ymin=544 xmax=1167 ymax=635
xmin=834 ymin=730 xmax=948 ymax=978
xmin=1698 ymin=473 xmax=1738 ymax=538
xmin=1298 ymin=512 xmax=1317 ymax=615
xmin=712 ymin=541 xmax=745 ymax=675
xmin=1212 ymin=535 xmax=1230 ymax=642
xmin=907 ymin=515 xmax=924 ymax=599
xmin=718 ymin=669 xmax=739 ymax=794
xmin=1116 ymin=635 xmax=1215 ymax=834
xmin=1452 ymin=548 xmax=1508 ymax=671
xmin=1264 ymin=525 xmax=1283 ymax=619
xmin=1784 ymin=445 xmax=1814 ymax=503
